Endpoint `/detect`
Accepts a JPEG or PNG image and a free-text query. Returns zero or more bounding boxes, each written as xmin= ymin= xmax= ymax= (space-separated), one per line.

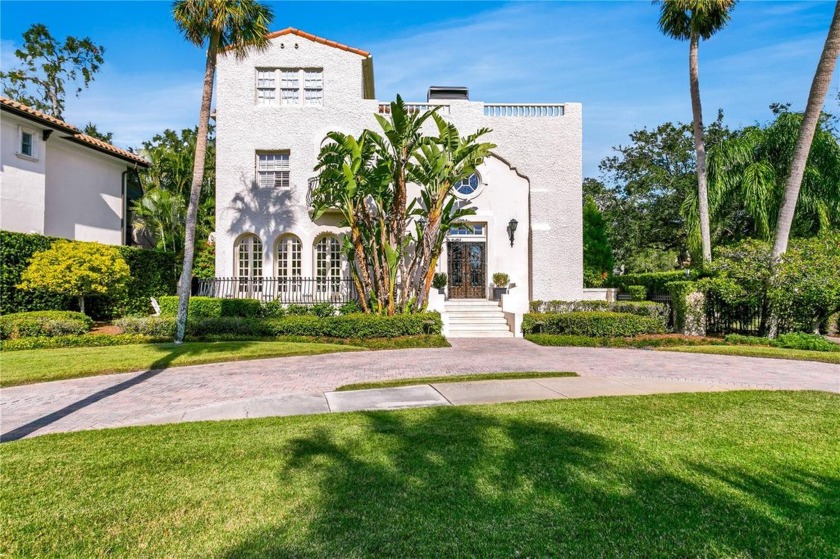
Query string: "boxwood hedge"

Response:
xmin=157 ymin=296 xmax=262 ymax=319
xmin=117 ymin=312 xmax=442 ymax=339
xmin=522 ymin=311 xmax=665 ymax=337
xmin=0 ymin=311 xmax=93 ymax=339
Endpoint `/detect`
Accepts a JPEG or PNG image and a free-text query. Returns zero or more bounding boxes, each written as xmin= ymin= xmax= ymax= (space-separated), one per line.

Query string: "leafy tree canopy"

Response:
xmin=0 ymin=23 xmax=104 ymax=118
xmin=582 ymin=196 xmax=614 ymax=286
xmin=82 ymin=123 xmax=114 ymax=143
xmin=17 ymin=240 xmax=130 ymax=315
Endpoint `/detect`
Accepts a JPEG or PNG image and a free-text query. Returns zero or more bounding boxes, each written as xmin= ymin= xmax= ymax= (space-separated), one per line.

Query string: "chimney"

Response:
xmin=427 ymin=86 xmax=469 ymax=102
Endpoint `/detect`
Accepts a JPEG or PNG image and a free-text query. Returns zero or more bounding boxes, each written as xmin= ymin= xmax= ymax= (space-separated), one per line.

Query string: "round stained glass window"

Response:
xmin=454 ymin=173 xmax=480 ymax=196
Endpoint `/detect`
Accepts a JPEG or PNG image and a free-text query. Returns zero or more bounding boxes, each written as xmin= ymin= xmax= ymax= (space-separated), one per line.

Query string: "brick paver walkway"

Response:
xmin=2 ymin=338 xmax=838 ymax=441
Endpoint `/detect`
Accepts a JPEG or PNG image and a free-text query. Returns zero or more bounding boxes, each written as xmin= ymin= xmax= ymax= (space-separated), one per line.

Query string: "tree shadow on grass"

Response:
xmin=0 ymin=341 xmax=258 ymax=442
xmin=218 ymin=405 xmax=840 ymax=558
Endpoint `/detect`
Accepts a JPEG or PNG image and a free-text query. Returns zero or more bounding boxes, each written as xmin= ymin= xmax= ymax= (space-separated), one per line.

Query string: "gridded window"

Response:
xmin=304 ymin=70 xmax=323 ymax=106
xmin=256 ymin=70 xmax=276 ymax=105
xmin=281 ymin=70 xmax=301 ymax=105
xmin=257 ymin=153 xmax=290 ymax=189
xmin=449 ymin=224 xmax=484 ymax=236
xmin=315 ymin=236 xmax=341 ymax=293
xmin=454 ymin=173 xmax=480 ymax=196
xmin=19 ymin=129 xmax=34 ymax=157
xmin=235 ymin=235 xmax=263 ymax=295
xmin=277 ymin=234 xmax=302 ymax=292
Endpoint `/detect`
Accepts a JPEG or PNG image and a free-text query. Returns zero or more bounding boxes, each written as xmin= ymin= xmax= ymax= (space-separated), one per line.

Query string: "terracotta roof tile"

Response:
xmin=0 ymin=96 xmax=149 ymax=167
xmin=265 ymin=28 xmax=370 ymax=57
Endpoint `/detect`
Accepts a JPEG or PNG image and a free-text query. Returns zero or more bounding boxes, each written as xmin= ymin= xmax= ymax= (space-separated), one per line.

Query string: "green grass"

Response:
xmin=662 ymin=345 xmax=840 ymax=364
xmin=2 ymin=391 xmax=837 ymax=558
xmin=0 ymin=335 xmax=449 ymax=387
xmin=335 ymin=371 xmax=578 ymax=391
xmin=0 ymin=341 xmax=362 ymax=387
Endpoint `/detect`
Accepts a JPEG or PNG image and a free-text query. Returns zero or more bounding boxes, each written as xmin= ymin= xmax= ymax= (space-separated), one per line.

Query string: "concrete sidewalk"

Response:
xmin=131 ymin=375 xmax=744 ymax=427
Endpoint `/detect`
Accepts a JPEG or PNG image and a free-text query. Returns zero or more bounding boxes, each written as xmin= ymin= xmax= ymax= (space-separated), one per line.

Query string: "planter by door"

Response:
xmin=492 ymin=287 xmax=508 ymax=301
xmin=448 ymin=241 xmax=486 ymax=299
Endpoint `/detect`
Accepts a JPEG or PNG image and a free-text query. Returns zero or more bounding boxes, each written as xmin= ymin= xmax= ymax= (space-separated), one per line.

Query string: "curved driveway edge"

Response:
xmin=2 ymin=338 xmax=838 ymax=441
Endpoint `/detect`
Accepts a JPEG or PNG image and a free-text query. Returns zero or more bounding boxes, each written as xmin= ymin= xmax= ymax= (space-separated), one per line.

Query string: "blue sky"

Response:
xmin=2 ymin=1 xmax=838 ymax=177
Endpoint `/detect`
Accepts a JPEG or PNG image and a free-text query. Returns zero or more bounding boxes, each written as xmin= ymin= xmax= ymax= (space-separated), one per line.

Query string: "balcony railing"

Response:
xmin=196 ymin=277 xmax=359 ymax=304
xmin=483 ymin=104 xmax=565 ymax=117
xmin=378 ymin=102 xmax=450 ymax=115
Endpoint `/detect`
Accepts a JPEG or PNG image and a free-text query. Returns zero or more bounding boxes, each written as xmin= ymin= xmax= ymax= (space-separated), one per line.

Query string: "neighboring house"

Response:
xmin=0 ymin=97 xmax=149 ymax=246
xmin=215 ymin=28 xmax=583 ymax=304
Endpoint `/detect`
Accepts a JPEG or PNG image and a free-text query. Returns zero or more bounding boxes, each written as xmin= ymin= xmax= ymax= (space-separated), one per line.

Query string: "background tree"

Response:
xmin=17 ymin=240 xmax=130 ymax=316
xmin=82 ymin=123 xmax=114 ymax=143
xmin=657 ymin=0 xmax=736 ymax=263
xmin=582 ymin=196 xmax=614 ymax=286
xmin=0 ymin=23 xmax=104 ymax=119
xmin=705 ymin=105 xmax=840 ymax=243
xmin=172 ymin=0 xmax=273 ymax=343
xmin=772 ymin=0 xmax=840 ymax=259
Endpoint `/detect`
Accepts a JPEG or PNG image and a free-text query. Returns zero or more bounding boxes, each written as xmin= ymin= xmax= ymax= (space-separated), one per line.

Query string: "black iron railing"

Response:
xmin=705 ymin=293 xmax=767 ymax=336
xmin=195 ymin=277 xmax=359 ymax=304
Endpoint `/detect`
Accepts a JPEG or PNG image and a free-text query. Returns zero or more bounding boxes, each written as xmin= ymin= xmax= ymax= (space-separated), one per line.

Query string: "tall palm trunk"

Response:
xmin=174 ymin=29 xmax=219 ymax=343
xmin=768 ymin=1 xmax=840 ymax=338
xmin=689 ymin=31 xmax=713 ymax=263
xmin=772 ymin=1 xmax=840 ymax=259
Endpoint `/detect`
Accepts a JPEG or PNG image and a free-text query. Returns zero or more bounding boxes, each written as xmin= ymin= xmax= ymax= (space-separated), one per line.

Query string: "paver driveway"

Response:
xmin=2 ymin=338 xmax=838 ymax=441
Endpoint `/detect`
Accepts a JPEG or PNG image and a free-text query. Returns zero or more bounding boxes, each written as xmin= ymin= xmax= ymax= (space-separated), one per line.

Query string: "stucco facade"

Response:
xmin=0 ymin=98 xmax=148 ymax=245
xmin=215 ymin=28 xmax=583 ymax=301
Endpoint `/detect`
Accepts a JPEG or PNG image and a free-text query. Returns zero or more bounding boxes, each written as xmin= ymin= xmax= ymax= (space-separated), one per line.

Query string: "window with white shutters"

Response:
xmin=257 ymin=153 xmax=290 ymax=189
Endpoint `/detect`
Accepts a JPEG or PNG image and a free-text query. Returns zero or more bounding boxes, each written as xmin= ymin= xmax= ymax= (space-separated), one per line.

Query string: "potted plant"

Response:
xmin=432 ymin=273 xmax=447 ymax=295
xmin=492 ymin=272 xmax=510 ymax=301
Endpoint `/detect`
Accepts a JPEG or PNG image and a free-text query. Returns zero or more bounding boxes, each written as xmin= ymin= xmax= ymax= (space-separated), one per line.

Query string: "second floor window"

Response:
xmin=257 ymin=153 xmax=290 ymax=188
xmin=256 ymin=68 xmax=323 ymax=106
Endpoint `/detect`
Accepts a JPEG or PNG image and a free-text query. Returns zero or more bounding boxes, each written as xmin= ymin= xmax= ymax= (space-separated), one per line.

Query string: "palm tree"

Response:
xmin=771 ymin=1 xmax=840 ymax=259
xmin=171 ymin=0 xmax=272 ymax=342
xmin=657 ymin=0 xmax=736 ymax=263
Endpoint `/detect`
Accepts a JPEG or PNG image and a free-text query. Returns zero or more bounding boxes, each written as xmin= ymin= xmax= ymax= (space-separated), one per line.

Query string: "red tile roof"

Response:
xmin=0 ymin=96 xmax=149 ymax=167
xmin=265 ymin=28 xmax=370 ymax=57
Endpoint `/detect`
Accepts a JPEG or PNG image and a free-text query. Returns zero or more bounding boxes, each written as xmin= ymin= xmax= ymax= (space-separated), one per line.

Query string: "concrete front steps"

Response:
xmin=444 ymin=299 xmax=513 ymax=338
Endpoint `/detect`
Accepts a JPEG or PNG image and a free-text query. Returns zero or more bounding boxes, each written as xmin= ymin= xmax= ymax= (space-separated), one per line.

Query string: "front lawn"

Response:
xmin=335 ymin=371 xmax=578 ymax=391
xmin=662 ymin=345 xmax=840 ymax=364
xmin=0 ymin=341 xmax=361 ymax=387
xmin=2 ymin=391 xmax=837 ymax=558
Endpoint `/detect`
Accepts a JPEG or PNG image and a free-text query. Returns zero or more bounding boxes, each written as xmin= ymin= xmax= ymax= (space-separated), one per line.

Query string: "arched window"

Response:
xmin=454 ymin=172 xmax=481 ymax=197
xmin=277 ymin=234 xmax=302 ymax=292
xmin=235 ymin=235 xmax=262 ymax=296
xmin=314 ymin=235 xmax=341 ymax=295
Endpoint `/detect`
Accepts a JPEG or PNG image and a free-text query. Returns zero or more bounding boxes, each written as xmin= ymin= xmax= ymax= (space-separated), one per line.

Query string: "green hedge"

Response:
xmin=627 ymin=285 xmax=647 ymax=301
xmin=522 ymin=311 xmax=665 ymax=337
xmin=725 ymin=333 xmax=840 ymax=353
xmin=0 ymin=310 xmax=93 ymax=339
xmin=609 ymin=270 xmax=696 ymax=293
xmin=529 ymin=300 xmax=668 ymax=330
xmin=1 ymin=333 xmax=162 ymax=351
xmin=117 ymin=313 xmax=442 ymax=339
xmin=158 ymin=296 xmax=262 ymax=319
xmin=0 ymin=231 xmax=177 ymax=319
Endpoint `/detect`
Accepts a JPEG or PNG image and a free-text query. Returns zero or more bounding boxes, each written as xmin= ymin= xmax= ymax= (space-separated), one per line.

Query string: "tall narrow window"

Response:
xmin=304 ymin=70 xmax=323 ymax=106
xmin=280 ymin=70 xmax=300 ymax=106
xmin=315 ymin=236 xmax=341 ymax=294
xmin=256 ymin=70 xmax=276 ymax=105
xmin=277 ymin=234 xmax=302 ymax=292
xmin=19 ymin=129 xmax=34 ymax=157
xmin=235 ymin=235 xmax=263 ymax=296
xmin=257 ymin=153 xmax=290 ymax=189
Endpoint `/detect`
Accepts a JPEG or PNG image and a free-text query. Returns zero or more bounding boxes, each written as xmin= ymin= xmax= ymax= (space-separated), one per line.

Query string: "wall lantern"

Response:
xmin=507 ymin=219 xmax=518 ymax=247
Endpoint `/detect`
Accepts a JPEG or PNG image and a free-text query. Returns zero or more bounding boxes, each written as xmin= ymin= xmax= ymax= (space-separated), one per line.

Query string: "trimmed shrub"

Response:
xmin=612 ymin=301 xmax=669 ymax=329
xmin=338 ymin=301 xmax=362 ymax=315
xmin=530 ymin=300 xmax=609 ymax=313
xmin=310 ymin=302 xmax=336 ymax=318
xmin=777 ymin=332 xmax=840 ymax=352
xmin=115 ymin=316 xmax=177 ymax=338
xmin=0 ymin=311 xmax=93 ymax=339
xmin=609 ymin=270 xmax=697 ymax=293
xmin=285 ymin=304 xmax=309 ymax=316
xmin=527 ymin=333 xmax=724 ymax=348
xmin=115 ymin=313 xmax=443 ymax=339
xmin=432 ymin=273 xmax=447 ymax=289
xmin=0 ymin=231 xmax=177 ymax=319
xmin=627 ymin=285 xmax=647 ymax=301
xmin=1 ymin=333 xmax=161 ymax=352
xmin=522 ymin=311 xmax=665 ymax=337
xmin=158 ymin=296 xmax=262 ymax=319
xmin=528 ymin=300 xmax=668 ymax=330
xmin=260 ymin=300 xmax=286 ymax=318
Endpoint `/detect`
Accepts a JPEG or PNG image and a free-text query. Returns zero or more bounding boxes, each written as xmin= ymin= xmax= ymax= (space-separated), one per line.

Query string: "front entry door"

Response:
xmin=448 ymin=241 xmax=486 ymax=299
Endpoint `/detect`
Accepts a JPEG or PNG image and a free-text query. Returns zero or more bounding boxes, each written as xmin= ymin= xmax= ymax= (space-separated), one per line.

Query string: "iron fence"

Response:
xmin=195 ymin=277 xmax=359 ymax=304
xmin=704 ymin=293 xmax=770 ymax=336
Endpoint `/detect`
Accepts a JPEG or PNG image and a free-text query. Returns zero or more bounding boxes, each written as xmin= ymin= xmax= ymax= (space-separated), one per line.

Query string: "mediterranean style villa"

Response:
xmin=0 ymin=97 xmax=148 ymax=245
xmin=212 ymin=28 xmax=584 ymax=335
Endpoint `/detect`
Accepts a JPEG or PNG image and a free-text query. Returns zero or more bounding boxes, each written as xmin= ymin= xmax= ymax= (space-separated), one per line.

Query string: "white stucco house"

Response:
xmin=214 ymin=28 xmax=583 ymax=335
xmin=0 ymin=97 xmax=149 ymax=245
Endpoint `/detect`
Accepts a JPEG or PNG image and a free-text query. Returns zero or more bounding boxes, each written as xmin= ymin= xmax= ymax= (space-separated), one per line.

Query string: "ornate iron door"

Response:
xmin=447 ymin=242 xmax=486 ymax=298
